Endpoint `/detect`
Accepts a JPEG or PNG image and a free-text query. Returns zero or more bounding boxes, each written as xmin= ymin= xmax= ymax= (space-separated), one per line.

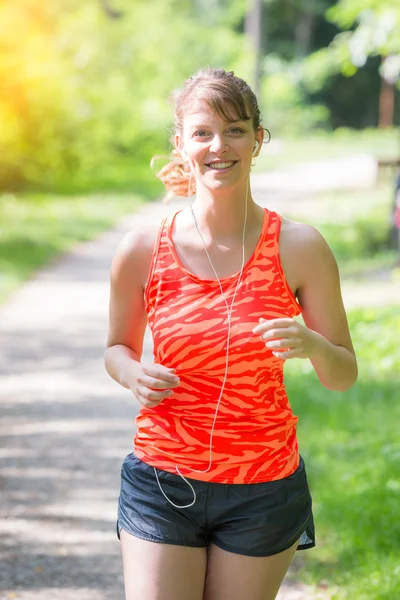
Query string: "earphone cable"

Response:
xmin=154 ymin=166 xmax=249 ymax=508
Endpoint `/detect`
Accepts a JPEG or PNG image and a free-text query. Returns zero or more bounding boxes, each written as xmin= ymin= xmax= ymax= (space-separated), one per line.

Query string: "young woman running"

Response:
xmin=105 ymin=67 xmax=357 ymax=600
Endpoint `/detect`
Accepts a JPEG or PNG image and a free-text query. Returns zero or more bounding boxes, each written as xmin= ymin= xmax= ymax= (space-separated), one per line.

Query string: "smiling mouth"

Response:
xmin=206 ymin=161 xmax=237 ymax=171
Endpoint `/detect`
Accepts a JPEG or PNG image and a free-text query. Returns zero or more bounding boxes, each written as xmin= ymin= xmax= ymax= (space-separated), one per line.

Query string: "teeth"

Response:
xmin=208 ymin=161 xmax=234 ymax=170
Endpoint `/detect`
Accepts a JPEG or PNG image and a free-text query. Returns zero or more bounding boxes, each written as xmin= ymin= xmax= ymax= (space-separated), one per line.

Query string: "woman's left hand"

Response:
xmin=252 ymin=317 xmax=319 ymax=360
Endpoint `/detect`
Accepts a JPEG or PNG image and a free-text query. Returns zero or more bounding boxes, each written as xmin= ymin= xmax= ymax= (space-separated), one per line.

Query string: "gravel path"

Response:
xmin=1 ymin=160 xmax=398 ymax=599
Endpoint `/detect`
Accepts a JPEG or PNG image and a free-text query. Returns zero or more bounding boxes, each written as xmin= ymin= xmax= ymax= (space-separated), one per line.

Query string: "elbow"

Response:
xmin=103 ymin=343 xmax=123 ymax=378
xmin=104 ymin=344 xmax=115 ymax=365
xmin=320 ymin=362 xmax=358 ymax=392
xmin=103 ymin=343 xmax=141 ymax=383
xmin=104 ymin=347 xmax=114 ymax=378
xmin=324 ymin=378 xmax=357 ymax=393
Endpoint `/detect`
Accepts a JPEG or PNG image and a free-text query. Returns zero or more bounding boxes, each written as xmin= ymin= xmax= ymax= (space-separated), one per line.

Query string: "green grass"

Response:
xmin=282 ymin=181 xmax=398 ymax=275
xmin=284 ymin=180 xmax=399 ymax=598
xmin=255 ymin=128 xmax=400 ymax=173
xmin=286 ymin=307 xmax=400 ymax=599
xmin=0 ymin=192 xmax=146 ymax=303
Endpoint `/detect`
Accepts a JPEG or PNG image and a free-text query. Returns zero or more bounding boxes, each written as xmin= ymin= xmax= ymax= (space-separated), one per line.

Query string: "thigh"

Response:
xmin=203 ymin=540 xmax=299 ymax=600
xmin=120 ymin=529 xmax=207 ymax=600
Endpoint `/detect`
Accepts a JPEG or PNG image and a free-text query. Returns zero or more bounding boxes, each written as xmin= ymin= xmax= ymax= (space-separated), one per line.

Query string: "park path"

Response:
xmin=0 ymin=158 xmax=399 ymax=600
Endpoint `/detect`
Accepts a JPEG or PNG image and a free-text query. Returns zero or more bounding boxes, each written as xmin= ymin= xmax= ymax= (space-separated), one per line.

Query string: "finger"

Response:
xmin=136 ymin=385 xmax=173 ymax=402
xmin=138 ymin=374 xmax=180 ymax=390
xmin=260 ymin=328 xmax=296 ymax=341
xmin=265 ymin=338 xmax=300 ymax=350
xmin=252 ymin=318 xmax=294 ymax=335
xmin=272 ymin=349 xmax=300 ymax=360
xmin=139 ymin=396 xmax=162 ymax=409
xmin=137 ymin=394 xmax=159 ymax=408
xmin=134 ymin=389 xmax=162 ymax=409
xmin=142 ymin=364 xmax=180 ymax=384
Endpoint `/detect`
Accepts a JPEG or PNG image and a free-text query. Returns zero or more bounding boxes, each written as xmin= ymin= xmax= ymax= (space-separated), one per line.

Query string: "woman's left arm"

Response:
xmin=253 ymin=222 xmax=358 ymax=392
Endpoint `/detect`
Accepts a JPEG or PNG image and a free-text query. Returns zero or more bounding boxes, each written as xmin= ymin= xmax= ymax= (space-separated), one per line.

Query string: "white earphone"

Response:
xmin=153 ymin=167 xmax=250 ymax=510
xmin=181 ymin=147 xmax=188 ymax=159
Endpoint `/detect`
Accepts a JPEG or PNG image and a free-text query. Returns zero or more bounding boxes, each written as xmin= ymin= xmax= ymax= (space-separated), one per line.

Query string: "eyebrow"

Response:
xmin=189 ymin=120 xmax=246 ymax=129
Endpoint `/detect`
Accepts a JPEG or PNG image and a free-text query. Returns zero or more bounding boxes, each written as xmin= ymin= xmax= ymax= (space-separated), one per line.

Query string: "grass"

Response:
xmin=282 ymin=180 xmax=400 ymax=598
xmin=286 ymin=307 xmax=400 ymax=598
xmin=281 ymin=181 xmax=399 ymax=275
xmin=0 ymin=192 xmax=146 ymax=303
xmin=255 ymin=128 xmax=400 ymax=173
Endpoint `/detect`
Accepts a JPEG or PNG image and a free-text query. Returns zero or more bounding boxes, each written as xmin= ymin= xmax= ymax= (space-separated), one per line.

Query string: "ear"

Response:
xmin=175 ymin=134 xmax=183 ymax=154
xmin=253 ymin=127 xmax=264 ymax=157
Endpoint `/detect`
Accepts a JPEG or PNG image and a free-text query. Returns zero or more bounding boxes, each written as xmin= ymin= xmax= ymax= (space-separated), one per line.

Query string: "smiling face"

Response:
xmin=176 ymin=103 xmax=263 ymax=192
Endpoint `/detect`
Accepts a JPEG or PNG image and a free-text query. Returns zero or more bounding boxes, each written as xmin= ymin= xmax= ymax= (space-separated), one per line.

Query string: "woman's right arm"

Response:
xmin=104 ymin=227 xmax=180 ymax=408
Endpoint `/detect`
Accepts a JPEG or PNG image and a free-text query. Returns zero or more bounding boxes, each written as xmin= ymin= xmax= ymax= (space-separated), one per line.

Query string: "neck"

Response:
xmin=190 ymin=179 xmax=260 ymax=238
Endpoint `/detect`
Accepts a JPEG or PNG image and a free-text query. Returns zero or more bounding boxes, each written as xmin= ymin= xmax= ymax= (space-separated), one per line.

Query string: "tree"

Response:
xmin=245 ymin=0 xmax=263 ymax=96
xmin=0 ymin=0 xmax=245 ymax=192
xmin=305 ymin=0 xmax=400 ymax=126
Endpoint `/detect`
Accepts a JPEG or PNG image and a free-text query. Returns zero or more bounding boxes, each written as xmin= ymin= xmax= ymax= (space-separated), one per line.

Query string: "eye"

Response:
xmin=193 ymin=130 xmax=211 ymax=138
xmin=228 ymin=127 xmax=245 ymax=134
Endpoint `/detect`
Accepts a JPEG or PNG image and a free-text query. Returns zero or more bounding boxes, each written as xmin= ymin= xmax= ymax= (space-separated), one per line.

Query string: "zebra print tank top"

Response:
xmin=134 ymin=208 xmax=301 ymax=484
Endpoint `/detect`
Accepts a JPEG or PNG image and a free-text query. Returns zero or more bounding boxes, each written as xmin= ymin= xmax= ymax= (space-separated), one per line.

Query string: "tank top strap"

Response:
xmin=144 ymin=215 xmax=169 ymax=305
xmin=264 ymin=209 xmax=300 ymax=315
xmin=265 ymin=209 xmax=281 ymax=243
xmin=249 ymin=208 xmax=281 ymax=269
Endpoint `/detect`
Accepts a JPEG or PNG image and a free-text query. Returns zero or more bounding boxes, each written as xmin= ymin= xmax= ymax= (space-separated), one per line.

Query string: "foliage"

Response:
xmin=259 ymin=54 xmax=330 ymax=135
xmin=286 ymin=182 xmax=398 ymax=277
xmin=303 ymin=0 xmax=400 ymax=90
xmin=259 ymin=0 xmax=400 ymax=131
xmin=329 ymin=0 xmax=400 ymax=81
xmin=292 ymin=182 xmax=395 ymax=259
xmin=0 ymin=191 xmax=145 ymax=302
xmin=1 ymin=0 xmax=398 ymax=192
xmin=286 ymin=306 xmax=400 ymax=598
xmin=261 ymin=0 xmax=334 ymax=60
xmin=0 ymin=0 xmax=245 ymax=193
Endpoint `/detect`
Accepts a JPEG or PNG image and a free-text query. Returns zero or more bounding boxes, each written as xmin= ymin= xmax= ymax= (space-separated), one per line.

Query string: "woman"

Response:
xmin=105 ymin=68 xmax=357 ymax=600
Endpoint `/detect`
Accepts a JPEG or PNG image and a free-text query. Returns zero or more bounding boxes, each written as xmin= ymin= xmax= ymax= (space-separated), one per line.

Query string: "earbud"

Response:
xmin=252 ymin=141 xmax=260 ymax=156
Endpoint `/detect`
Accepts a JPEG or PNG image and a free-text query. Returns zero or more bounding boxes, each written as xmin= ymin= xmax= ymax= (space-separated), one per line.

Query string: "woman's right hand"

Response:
xmin=124 ymin=363 xmax=180 ymax=409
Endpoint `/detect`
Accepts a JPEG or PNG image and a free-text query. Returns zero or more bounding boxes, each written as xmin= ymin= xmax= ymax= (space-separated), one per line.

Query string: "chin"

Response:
xmin=205 ymin=182 xmax=235 ymax=195
xmin=201 ymin=174 xmax=238 ymax=190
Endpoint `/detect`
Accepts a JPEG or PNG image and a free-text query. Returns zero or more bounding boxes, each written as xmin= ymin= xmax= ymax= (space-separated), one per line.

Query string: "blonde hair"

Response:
xmin=153 ymin=68 xmax=263 ymax=201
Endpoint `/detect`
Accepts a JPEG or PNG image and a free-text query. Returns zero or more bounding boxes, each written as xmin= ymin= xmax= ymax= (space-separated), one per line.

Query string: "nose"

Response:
xmin=209 ymin=135 xmax=227 ymax=154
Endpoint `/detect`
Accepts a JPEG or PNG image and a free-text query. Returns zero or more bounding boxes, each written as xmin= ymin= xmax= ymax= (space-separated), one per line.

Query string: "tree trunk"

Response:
xmin=295 ymin=9 xmax=315 ymax=57
xmin=245 ymin=0 xmax=263 ymax=96
xmin=378 ymin=76 xmax=395 ymax=128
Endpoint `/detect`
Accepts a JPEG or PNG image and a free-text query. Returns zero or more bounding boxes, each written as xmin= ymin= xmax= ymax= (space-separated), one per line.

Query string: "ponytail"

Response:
xmin=151 ymin=149 xmax=196 ymax=202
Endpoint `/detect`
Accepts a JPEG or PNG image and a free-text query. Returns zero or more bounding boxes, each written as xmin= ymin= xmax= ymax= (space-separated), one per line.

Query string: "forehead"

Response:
xmin=181 ymin=101 xmax=243 ymax=129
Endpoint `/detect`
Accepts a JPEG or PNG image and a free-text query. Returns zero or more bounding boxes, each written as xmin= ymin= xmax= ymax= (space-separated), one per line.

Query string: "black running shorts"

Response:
xmin=117 ymin=453 xmax=315 ymax=557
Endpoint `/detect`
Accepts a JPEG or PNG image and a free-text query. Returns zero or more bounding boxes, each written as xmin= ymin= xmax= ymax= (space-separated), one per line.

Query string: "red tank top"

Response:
xmin=134 ymin=208 xmax=301 ymax=483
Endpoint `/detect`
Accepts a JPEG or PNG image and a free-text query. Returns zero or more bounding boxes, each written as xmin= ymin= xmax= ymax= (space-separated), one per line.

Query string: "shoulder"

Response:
xmin=279 ymin=217 xmax=338 ymax=291
xmin=110 ymin=220 xmax=163 ymax=288
xmin=281 ymin=218 xmax=331 ymax=253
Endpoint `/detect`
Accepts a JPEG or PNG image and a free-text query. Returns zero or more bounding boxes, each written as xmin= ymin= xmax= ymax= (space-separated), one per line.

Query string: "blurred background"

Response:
xmin=0 ymin=1 xmax=399 ymax=599
xmin=0 ymin=0 xmax=400 ymax=299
